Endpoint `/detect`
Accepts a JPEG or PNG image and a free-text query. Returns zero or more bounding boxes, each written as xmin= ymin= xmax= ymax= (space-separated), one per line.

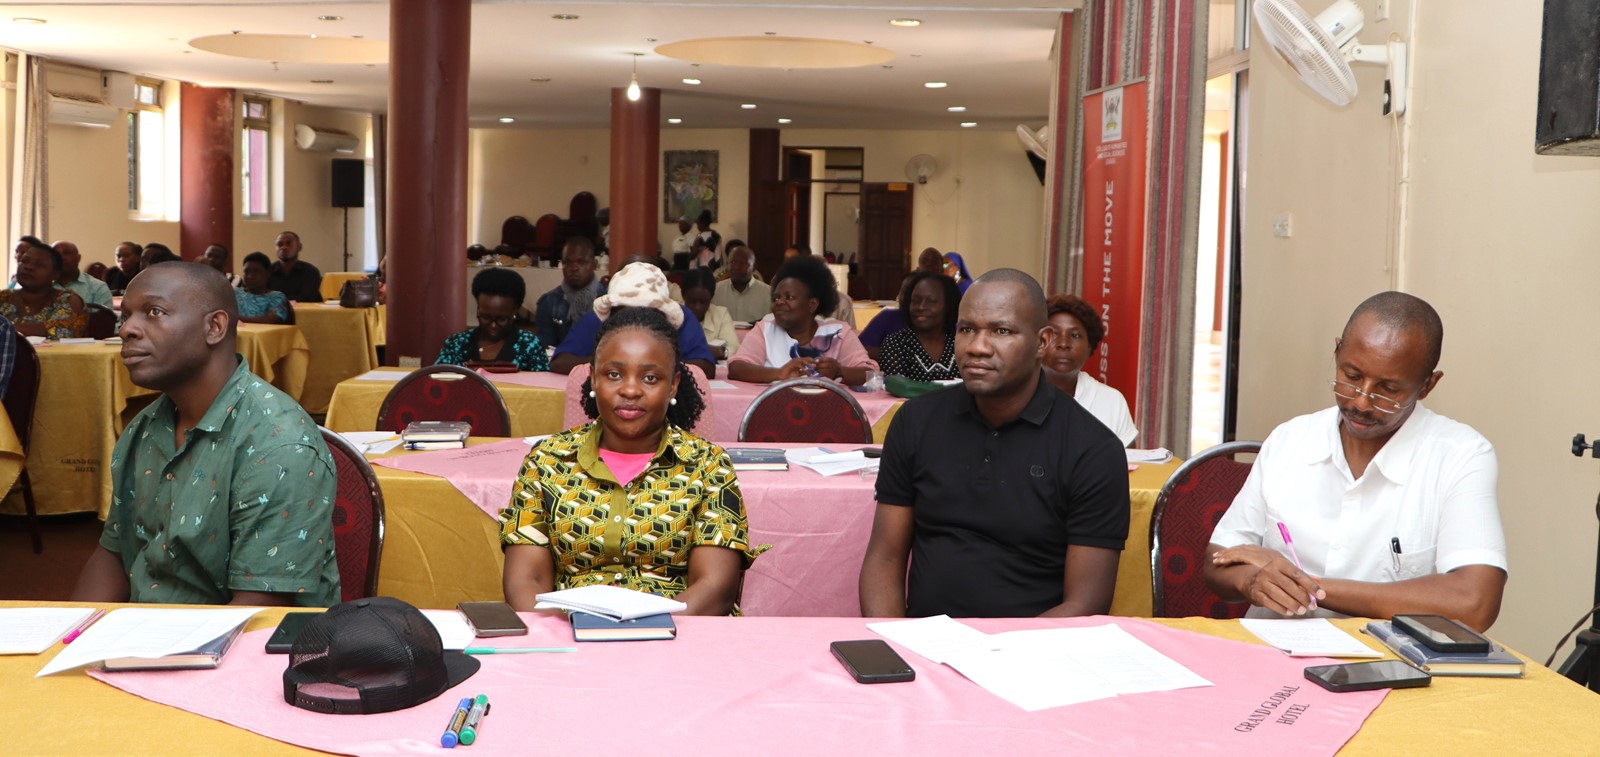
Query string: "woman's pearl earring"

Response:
xmin=670 ymin=398 xmax=678 ymax=406
xmin=589 ymin=390 xmax=596 ymax=398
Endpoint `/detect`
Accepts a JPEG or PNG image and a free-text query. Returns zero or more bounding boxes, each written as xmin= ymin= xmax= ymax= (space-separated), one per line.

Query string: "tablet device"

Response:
xmin=1304 ymin=660 xmax=1431 ymax=693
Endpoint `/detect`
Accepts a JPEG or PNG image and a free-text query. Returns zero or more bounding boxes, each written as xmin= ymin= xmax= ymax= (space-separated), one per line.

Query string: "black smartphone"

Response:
xmin=457 ymin=601 xmax=529 ymax=637
xmin=1392 ymin=614 xmax=1491 ymax=653
xmin=860 ymin=447 xmax=883 ymax=459
xmin=265 ymin=612 xmax=321 ymax=654
xmin=830 ymin=639 xmax=915 ymax=684
xmin=1304 ymin=660 xmax=1432 ymax=693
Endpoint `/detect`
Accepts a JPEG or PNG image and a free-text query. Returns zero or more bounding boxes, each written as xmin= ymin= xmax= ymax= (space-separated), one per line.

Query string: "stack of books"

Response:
xmin=727 ymin=448 xmax=789 ymax=471
xmin=1363 ymin=621 xmax=1525 ymax=677
xmin=534 ymin=585 xmax=685 ymax=642
xmin=401 ymin=421 xmax=471 ymax=450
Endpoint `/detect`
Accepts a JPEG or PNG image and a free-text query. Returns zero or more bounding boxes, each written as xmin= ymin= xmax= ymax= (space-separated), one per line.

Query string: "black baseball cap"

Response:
xmin=283 ymin=597 xmax=480 ymax=715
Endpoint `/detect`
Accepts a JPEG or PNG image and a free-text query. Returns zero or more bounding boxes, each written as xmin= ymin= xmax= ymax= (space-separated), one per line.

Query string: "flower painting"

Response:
xmin=664 ymin=150 xmax=718 ymax=222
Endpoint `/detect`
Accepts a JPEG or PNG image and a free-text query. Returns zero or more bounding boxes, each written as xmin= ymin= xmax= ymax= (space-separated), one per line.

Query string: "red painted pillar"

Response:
xmin=179 ymin=83 xmax=234 ymax=264
xmin=386 ymin=0 xmax=470 ymax=365
xmin=608 ymin=87 xmax=660 ymax=258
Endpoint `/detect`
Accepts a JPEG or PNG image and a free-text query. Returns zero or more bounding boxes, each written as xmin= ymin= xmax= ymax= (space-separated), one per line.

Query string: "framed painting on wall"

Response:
xmin=664 ymin=149 xmax=718 ymax=223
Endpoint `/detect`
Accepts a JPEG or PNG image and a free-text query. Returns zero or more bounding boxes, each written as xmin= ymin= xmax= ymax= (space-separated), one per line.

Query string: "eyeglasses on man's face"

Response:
xmin=1329 ymin=380 xmax=1416 ymax=415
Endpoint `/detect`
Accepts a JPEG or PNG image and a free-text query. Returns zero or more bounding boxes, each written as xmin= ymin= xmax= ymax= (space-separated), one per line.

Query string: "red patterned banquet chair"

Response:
xmin=318 ymin=427 xmax=385 ymax=601
xmin=738 ymin=378 xmax=872 ymax=444
xmin=2 ymin=337 xmax=41 ymax=552
xmin=563 ymin=362 xmax=717 ymax=436
xmin=1149 ymin=440 xmax=1262 ymax=619
xmin=85 ymin=304 xmax=118 ymax=339
xmin=375 ymin=364 xmax=512 ymax=437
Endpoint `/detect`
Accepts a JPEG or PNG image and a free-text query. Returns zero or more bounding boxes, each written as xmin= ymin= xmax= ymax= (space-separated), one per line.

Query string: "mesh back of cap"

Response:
xmin=284 ymin=597 xmax=449 ymax=714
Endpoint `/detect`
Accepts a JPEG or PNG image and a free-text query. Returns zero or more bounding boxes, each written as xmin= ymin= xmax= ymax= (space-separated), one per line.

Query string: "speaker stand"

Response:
xmin=340 ymin=206 xmax=351 ymax=272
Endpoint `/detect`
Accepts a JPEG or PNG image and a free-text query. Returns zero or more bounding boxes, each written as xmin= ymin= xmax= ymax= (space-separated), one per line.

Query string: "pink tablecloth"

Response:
xmin=480 ymin=369 xmax=900 ymax=442
xmin=87 ymin=615 xmax=1381 ymax=757
xmin=371 ymin=441 xmax=877 ymax=617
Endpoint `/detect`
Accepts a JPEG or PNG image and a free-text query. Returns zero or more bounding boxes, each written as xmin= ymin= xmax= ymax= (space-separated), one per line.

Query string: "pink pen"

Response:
xmin=1275 ymin=522 xmax=1319 ymax=611
xmin=62 ymin=609 xmax=105 ymax=645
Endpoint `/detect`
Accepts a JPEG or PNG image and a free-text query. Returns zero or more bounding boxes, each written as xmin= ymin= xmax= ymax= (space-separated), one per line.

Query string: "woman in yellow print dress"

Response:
xmin=500 ymin=304 xmax=761 ymax=615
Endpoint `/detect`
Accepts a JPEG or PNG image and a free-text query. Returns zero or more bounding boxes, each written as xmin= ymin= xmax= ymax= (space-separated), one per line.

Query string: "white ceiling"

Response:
xmin=0 ymin=1 xmax=1076 ymax=130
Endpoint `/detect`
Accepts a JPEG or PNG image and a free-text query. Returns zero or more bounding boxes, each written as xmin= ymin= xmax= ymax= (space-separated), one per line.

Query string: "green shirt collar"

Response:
xmin=150 ymin=355 xmax=255 ymax=436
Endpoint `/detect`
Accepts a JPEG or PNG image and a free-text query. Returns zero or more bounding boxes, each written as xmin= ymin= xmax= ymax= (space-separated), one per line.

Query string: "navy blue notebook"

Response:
xmin=726 ymin=448 xmax=790 ymax=471
xmin=571 ymin=611 xmax=677 ymax=642
xmin=1363 ymin=621 xmax=1524 ymax=677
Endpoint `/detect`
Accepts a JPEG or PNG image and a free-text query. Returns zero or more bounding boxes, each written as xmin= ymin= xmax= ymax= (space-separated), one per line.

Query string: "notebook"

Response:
xmin=1363 ymin=621 xmax=1525 ymax=677
xmin=726 ymin=448 xmax=790 ymax=471
xmin=534 ymin=585 xmax=687 ymax=621
xmin=570 ymin=611 xmax=677 ymax=642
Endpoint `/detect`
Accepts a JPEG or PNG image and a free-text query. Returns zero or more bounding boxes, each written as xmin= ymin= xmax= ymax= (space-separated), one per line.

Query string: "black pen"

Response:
xmin=1389 ymin=537 xmax=1403 ymax=572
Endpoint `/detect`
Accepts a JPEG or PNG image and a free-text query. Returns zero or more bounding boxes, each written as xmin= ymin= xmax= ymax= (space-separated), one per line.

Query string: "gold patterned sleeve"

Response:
xmin=498 ymin=449 xmax=552 ymax=547
xmin=691 ymin=447 xmax=768 ymax=564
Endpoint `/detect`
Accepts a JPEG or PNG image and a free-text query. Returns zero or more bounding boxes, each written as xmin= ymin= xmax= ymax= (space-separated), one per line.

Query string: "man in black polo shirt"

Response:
xmin=268 ymin=230 xmax=324 ymax=303
xmin=859 ymin=269 xmax=1129 ymax=618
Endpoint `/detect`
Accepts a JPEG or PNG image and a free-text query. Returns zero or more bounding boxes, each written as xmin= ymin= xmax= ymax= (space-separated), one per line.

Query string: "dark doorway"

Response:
xmin=783 ymin=150 xmax=813 ymax=251
xmin=858 ymin=182 xmax=913 ymax=300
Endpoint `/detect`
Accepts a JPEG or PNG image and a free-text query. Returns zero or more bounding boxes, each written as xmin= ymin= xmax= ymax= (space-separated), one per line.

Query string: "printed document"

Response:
xmin=38 ymin=608 xmax=260 ymax=676
xmin=1240 ymin=618 xmax=1384 ymax=658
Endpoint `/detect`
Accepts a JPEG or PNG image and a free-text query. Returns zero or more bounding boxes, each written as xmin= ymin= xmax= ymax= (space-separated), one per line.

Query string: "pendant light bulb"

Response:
xmin=626 ymin=54 xmax=642 ymax=101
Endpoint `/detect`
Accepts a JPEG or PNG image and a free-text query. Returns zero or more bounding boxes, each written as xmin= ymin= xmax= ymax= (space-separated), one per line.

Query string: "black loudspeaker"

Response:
xmin=1536 ymin=0 xmax=1600 ymax=156
xmin=331 ymin=158 xmax=364 ymax=208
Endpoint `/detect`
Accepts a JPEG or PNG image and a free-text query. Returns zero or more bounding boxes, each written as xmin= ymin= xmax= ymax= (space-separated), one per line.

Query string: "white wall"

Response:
xmin=1240 ymin=0 xmax=1600 ymax=654
xmin=467 ymin=126 xmax=1044 ymax=280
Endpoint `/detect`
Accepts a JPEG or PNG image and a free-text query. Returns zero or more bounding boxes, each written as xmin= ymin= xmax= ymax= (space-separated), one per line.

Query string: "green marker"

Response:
xmin=458 ymin=695 xmax=490 ymax=746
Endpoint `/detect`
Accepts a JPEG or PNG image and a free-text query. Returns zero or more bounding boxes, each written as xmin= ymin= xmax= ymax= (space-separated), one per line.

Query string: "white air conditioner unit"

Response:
xmin=294 ymin=124 xmax=358 ymax=153
xmin=48 ymin=95 xmax=118 ymax=128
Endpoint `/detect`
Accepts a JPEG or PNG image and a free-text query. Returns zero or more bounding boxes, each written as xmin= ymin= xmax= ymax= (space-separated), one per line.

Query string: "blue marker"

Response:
xmin=440 ymin=697 xmax=473 ymax=748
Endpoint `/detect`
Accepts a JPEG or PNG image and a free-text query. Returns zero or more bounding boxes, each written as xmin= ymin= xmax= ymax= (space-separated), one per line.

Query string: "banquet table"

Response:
xmin=289 ymin=303 xmax=383 ymax=414
xmin=325 ymin=368 xmax=904 ymax=442
xmin=851 ymin=299 xmax=894 ymax=331
xmin=317 ymin=271 xmax=369 ymax=302
xmin=360 ymin=438 xmax=1178 ymax=617
xmin=3 ymin=600 xmax=1593 ymax=757
xmin=4 ymin=329 xmax=309 ymax=517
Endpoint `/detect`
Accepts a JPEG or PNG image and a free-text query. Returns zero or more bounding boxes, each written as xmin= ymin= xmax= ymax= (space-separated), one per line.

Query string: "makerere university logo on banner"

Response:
xmin=1101 ymin=86 xmax=1123 ymax=143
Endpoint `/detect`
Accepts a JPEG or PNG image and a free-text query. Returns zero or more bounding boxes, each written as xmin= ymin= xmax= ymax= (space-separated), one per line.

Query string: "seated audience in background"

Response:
xmin=550 ymin=262 xmax=715 ymax=377
xmin=712 ymin=246 xmax=771 ymax=323
xmin=53 ymin=240 xmax=113 ymax=309
xmin=233 ymin=252 xmax=291 ymax=324
xmin=916 ymin=247 xmax=945 ymax=274
xmin=878 ymin=271 xmax=961 ymax=383
xmin=690 ymin=209 xmax=722 ymax=270
xmin=0 ymin=314 xmax=12 ymax=395
xmin=436 ymin=267 xmax=549 ymax=371
xmin=859 ymin=277 xmax=911 ymax=361
xmin=782 ymin=244 xmax=857 ymax=327
xmin=0 ymin=245 xmax=87 ymax=339
xmin=501 ymin=305 xmax=762 ymax=615
xmin=627 ymin=253 xmax=684 ymax=303
xmin=142 ymin=243 xmax=181 ymax=268
xmin=201 ymin=243 xmax=238 ymax=286
xmin=1204 ymin=291 xmax=1507 ymax=631
xmin=71 ymin=262 xmax=340 ymax=607
xmin=85 ymin=261 xmax=108 ymax=282
xmin=535 ymin=237 xmax=605 ymax=349
xmin=680 ymin=268 xmax=739 ymax=360
xmin=1042 ymin=294 xmax=1136 ymax=447
xmin=943 ymin=252 xmax=974 ymax=294
xmin=860 ymin=269 xmax=1129 ymax=618
xmin=268 ymin=231 xmax=324 ymax=303
xmin=13 ymin=235 xmax=43 ymax=260
xmin=104 ymin=241 xmax=143 ymax=294
xmin=728 ymin=254 xmax=876 ymax=386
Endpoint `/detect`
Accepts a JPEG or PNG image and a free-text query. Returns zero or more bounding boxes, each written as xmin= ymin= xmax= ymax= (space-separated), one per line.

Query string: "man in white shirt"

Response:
xmin=712 ymin=246 xmax=771 ymax=323
xmin=1203 ymin=291 xmax=1507 ymax=631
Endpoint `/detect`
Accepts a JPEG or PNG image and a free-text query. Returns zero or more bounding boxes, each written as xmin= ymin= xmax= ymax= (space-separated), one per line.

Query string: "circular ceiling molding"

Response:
xmin=190 ymin=34 xmax=387 ymax=64
xmin=655 ymin=36 xmax=894 ymax=69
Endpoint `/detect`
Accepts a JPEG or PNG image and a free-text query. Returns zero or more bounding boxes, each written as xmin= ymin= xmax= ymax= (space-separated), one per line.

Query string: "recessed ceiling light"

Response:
xmin=924 ymin=82 xmax=948 ymax=89
xmin=889 ymin=18 xmax=922 ymax=27
xmin=309 ymin=33 xmax=319 ymax=39
xmin=777 ymin=118 xmax=792 ymax=124
xmin=530 ymin=77 xmax=551 ymax=83
xmin=960 ymin=122 xmax=978 ymax=128
xmin=682 ymin=78 xmax=701 ymax=85
xmin=551 ymin=14 xmax=579 ymax=21
xmin=947 ymin=106 xmax=967 ymax=112
xmin=318 ymin=15 xmax=343 ymax=22
xmin=311 ymin=79 xmax=335 ymax=84
xmin=741 ymin=103 xmax=757 ymax=109
xmin=498 ymin=117 xmax=515 ymax=123
xmin=668 ymin=118 xmax=683 ymax=124
xmin=12 ymin=17 xmax=45 ymax=24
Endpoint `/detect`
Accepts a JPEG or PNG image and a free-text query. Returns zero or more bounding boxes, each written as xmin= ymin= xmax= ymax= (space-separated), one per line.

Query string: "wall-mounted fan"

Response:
xmin=905 ymin=154 xmax=938 ymax=184
xmin=1015 ymin=124 xmax=1049 ymax=160
xmin=1253 ymin=0 xmax=1407 ymax=115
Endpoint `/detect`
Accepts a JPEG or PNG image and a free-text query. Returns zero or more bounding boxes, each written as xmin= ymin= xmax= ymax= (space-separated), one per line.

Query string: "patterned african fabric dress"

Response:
xmin=0 ymin=289 xmax=87 ymax=339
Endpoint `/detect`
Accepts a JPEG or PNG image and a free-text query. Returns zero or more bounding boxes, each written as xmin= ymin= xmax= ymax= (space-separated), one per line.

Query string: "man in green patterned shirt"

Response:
xmin=71 ymin=262 xmax=340 ymax=606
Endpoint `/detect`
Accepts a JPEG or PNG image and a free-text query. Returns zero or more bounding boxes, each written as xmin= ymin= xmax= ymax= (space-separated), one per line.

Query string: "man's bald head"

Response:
xmin=1342 ymin=291 xmax=1443 ymax=374
xmin=144 ymin=261 xmax=239 ymax=329
xmin=970 ymin=268 xmax=1047 ymax=332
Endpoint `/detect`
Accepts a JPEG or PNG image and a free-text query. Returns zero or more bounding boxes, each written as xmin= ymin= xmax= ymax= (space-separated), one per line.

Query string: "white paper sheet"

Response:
xmin=419 ymin=610 xmax=475 ymax=651
xmin=0 ymin=608 xmax=96 ymax=655
xmin=785 ymin=447 xmax=878 ymax=477
xmin=1126 ymin=448 xmax=1174 ymax=463
xmin=533 ymin=585 xmax=686 ymax=621
xmin=1239 ymin=618 xmax=1383 ymax=658
xmin=708 ymin=380 xmax=738 ymax=390
xmin=940 ymin=624 xmax=1213 ymax=712
xmin=336 ymin=431 xmax=404 ymax=455
xmin=866 ymin=615 xmax=995 ymax=664
xmin=38 ymin=608 xmax=261 ymax=676
xmin=352 ymin=369 xmax=406 ymax=381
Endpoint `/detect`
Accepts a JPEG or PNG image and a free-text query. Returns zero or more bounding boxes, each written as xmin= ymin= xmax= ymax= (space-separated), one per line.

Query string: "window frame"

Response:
xmin=240 ymin=95 xmax=273 ymax=219
xmin=127 ymin=77 xmax=165 ymax=219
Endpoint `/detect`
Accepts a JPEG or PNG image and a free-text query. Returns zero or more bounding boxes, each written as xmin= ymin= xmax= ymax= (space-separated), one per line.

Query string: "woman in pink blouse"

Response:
xmin=727 ymin=254 xmax=877 ymax=386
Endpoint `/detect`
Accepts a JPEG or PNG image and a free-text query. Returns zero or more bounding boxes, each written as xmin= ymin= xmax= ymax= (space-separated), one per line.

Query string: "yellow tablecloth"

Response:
xmin=291 ymin=304 xmax=382 ymax=415
xmin=852 ymin=301 xmax=893 ymax=330
xmin=6 ymin=333 xmax=308 ymax=517
xmin=317 ymin=271 xmax=369 ymax=302
xmin=4 ymin=601 xmax=1595 ymax=757
xmin=0 ymin=410 xmax=25 ymax=502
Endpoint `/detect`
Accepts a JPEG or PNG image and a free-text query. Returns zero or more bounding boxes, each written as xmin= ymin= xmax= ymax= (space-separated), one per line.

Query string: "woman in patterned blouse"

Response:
xmin=877 ymin=271 xmax=962 ymax=383
xmin=233 ymin=252 xmax=290 ymax=324
xmin=435 ymin=267 xmax=549 ymax=371
xmin=500 ymin=306 xmax=760 ymax=615
xmin=0 ymin=244 xmax=86 ymax=339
